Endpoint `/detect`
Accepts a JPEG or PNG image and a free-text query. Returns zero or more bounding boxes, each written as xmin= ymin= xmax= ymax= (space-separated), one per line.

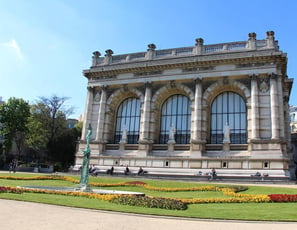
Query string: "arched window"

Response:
xmin=114 ymin=97 xmax=140 ymax=144
xmin=159 ymin=95 xmax=191 ymax=144
xmin=210 ymin=92 xmax=246 ymax=144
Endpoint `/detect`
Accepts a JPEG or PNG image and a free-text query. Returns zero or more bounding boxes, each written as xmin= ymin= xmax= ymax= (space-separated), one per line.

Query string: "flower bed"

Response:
xmin=1 ymin=175 xmax=296 ymax=206
xmin=268 ymin=194 xmax=297 ymax=202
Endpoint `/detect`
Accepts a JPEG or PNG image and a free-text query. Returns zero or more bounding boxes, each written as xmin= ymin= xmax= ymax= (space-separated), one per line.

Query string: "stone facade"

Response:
xmin=76 ymin=31 xmax=293 ymax=177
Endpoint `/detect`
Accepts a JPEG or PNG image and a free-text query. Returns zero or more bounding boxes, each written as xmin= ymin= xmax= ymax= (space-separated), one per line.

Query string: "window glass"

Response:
xmin=114 ymin=97 xmax=140 ymax=144
xmin=159 ymin=95 xmax=191 ymax=144
xmin=210 ymin=92 xmax=246 ymax=144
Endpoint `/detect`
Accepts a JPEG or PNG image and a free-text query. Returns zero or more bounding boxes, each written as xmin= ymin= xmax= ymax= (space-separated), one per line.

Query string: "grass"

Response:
xmin=1 ymin=173 xmax=297 ymax=221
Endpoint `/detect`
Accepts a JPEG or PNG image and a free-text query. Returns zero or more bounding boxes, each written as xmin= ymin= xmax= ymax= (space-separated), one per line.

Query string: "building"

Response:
xmin=66 ymin=118 xmax=79 ymax=129
xmin=290 ymin=106 xmax=297 ymax=133
xmin=290 ymin=106 xmax=297 ymax=179
xmin=76 ymin=31 xmax=293 ymax=178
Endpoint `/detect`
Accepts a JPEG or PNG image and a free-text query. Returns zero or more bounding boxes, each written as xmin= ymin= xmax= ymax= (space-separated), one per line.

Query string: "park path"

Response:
xmin=0 ymin=199 xmax=297 ymax=230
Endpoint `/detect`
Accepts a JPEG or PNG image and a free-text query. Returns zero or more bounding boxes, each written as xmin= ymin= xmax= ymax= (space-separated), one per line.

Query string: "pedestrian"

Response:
xmin=210 ymin=168 xmax=216 ymax=180
xmin=137 ymin=167 xmax=144 ymax=175
xmin=124 ymin=166 xmax=130 ymax=175
xmin=9 ymin=159 xmax=17 ymax=173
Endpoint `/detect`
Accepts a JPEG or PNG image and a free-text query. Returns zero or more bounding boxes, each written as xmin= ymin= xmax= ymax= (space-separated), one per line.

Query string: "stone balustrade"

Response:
xmin=91 ymin=31 xmax=278 ymax=67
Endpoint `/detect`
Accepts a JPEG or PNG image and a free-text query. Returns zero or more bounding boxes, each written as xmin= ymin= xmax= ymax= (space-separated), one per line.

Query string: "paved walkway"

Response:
xmin=0 ymin=199 xmax=297 ymax=230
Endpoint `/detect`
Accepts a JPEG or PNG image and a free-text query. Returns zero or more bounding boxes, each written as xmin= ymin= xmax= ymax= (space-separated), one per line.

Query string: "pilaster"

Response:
xmin=138 ymin=82 xmax=152 ymax=156
xmin=81 ymin=87 xmax=94 ymax=141
xmin=270 ymin=73 xmax=280 ymax=139
xmin=190 ymin=78 xmax=203 ymax=157
xmin=95 ymin=86 xmax=107 ymax=154
xmin=250 ymin=74 xmax=260 ymax=139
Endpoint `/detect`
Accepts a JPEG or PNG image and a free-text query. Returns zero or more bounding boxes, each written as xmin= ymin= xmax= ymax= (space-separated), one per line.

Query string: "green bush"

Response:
xmin=111 ymin=195 xmax=187 ymax=210
xmin=223 ymin=185 xmax=248 ymax=193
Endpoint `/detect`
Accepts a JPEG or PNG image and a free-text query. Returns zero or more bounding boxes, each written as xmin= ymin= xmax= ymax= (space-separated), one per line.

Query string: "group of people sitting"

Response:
xmin=88 ymin=165 xmax=146 ymax=176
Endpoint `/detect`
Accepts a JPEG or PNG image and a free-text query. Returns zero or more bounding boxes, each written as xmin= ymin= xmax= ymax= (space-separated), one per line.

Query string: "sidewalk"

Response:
xmin=0 ymin=199 xmax=297 ymax=230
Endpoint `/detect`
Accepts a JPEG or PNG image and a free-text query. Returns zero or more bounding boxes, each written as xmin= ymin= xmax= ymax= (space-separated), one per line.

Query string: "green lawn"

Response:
xmin=1 ymin=173 xmax=297 ymax=221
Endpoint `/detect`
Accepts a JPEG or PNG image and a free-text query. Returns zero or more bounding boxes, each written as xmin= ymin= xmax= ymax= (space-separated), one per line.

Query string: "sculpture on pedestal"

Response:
xmin=223 ymin=122 xmax=230 ymax=143
xmin=168 ymin=124 xmax=176 ymax=144
xmin=78 ymin=124 xmax=92 ymax=191
xmin=120 ymin=126 xmax=128 ymax=143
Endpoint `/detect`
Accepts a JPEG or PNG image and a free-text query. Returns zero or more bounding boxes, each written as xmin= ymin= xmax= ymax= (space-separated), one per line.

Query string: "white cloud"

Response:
xmin=1 ymin=39 xmax=24 ymax=61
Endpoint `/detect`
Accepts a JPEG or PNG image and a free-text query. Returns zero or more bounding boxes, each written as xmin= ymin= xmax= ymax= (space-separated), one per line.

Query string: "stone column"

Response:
xmin=138 ymin=82 xmax=152 ymax=155
xmin=95 ymin=86 xmax=107 ymax=142
xmin=190 ymin=78 xmax=203 ymax=157
xmin=81 ymin=87 xmax=94 ymax=141
xmin=270 ymin=73 xmax=280 ymax=139
xmin=250 ymin=74 xmax=260 ymax=139
xmin=192 ymin=78 xmax=202 ymax=141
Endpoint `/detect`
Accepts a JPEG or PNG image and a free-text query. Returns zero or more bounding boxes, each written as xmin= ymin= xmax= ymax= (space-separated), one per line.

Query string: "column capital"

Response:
xmin=144 ymin=81 xmax=152 ymax=88
xmin=269 ymin=73 xmax=278 ymax=80
xmin=249 ymin=74 xmax=258 ymax=81
xmin=194 ymin=78 xmax=202 ymax=84
xmin=99 ymin=85 xmax=108 ymax=91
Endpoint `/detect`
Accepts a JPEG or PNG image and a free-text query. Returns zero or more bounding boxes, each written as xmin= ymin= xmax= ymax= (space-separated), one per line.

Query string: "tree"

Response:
xmin=25 ymin=115 xmax=48 ymax=160
xmin=30 ymin=95 xmax=74 ymax=162
xmin=0 ymin=97 xmax=30 ymax=158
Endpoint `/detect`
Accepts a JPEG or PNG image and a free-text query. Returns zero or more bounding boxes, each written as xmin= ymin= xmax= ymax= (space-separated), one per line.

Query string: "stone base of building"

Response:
xmin=75 ymin=143 xmax=290 ymax=178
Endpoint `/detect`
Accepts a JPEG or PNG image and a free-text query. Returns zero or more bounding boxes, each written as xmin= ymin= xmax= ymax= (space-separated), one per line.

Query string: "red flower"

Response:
xmin=268 ymin=194 xmax=297 ymax=202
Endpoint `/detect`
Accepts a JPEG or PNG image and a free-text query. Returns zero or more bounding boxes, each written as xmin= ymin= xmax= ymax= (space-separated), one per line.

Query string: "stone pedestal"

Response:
xmin=167 ymin=140 xmax=175 ymax=152
xmin=98 ymin=143 xmax=106 ymax=155
xmin=223 ymin=141 xmax=230 ymax=152
xmin=190 ymin=140 xmax=205 ymax=157
xmin=138 ymin=142 xmax=152 ymax=157
xmin=119 ymin=141 xmax=126 ymax=151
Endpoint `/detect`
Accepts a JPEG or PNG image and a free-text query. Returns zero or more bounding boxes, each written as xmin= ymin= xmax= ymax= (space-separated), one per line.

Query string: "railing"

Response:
xmin=92 ymin=40 xmax=276 ymax=66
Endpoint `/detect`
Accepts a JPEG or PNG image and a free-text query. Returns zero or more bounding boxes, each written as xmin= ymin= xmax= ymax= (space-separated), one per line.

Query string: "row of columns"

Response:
xmin=82 ymin=74 xmax=283 ymax=145
xmin=82 ymin=78 xmax=204 ymax=145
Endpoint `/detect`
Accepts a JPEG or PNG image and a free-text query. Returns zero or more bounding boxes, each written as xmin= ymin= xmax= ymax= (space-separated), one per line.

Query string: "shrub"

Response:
xmin=222 ymin=185 xmax=248 ymax=193
xmin=111 ymin=195 xmax=187 ymax=210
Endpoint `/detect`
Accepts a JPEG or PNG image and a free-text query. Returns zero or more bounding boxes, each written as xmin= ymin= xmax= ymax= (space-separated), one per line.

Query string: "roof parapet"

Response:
xmin=91 ymin=31 xmax=279 ymax=67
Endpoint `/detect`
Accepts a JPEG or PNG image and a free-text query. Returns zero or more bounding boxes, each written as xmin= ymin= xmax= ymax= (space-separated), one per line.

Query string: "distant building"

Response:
xmin=290 ymin=106 xmax=297 ymax=179
xmin=290 ymin=106 xmax=297 ymax=133
xmin=76 ymin=31 xmax=293 ymax=178
xmin=66 ymin=118 xmax=78 ymax=129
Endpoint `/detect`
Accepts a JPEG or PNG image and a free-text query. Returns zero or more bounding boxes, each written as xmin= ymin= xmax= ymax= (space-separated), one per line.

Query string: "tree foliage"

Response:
xmin=25 ymin=115 xmax=48 ymax=157
xmin=28 ymin=95 xmax=78 ymax=167
xmin=0 ymin=97 xmax=30 ymax=156
xmin=0 ymin=95 xmax=80 ymax=168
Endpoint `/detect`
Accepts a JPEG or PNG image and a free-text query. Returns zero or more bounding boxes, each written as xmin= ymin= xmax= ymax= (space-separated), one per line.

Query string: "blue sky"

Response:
xmin=0 ymin=0 xmax=296 ymax=118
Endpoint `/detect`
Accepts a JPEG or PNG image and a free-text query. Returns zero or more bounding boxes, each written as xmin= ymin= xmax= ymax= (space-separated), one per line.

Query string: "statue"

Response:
xmin=168 ymin=125 xmax=176 ymax=141
xmin=120 ymin=126 xmax=128 ymax=143
xmin=78 ymin=124 xmax=92 ymax=191
xmin=223 ymin=122 xmax=230 ymax=143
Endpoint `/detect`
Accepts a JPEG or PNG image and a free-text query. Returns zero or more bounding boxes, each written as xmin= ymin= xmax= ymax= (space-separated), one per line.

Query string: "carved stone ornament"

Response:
xmin=94 ymin=91 xmax=101 ymax=102
xmin=259 ymin=78 xmax=269 ymax=93
xmin=195 ymin=38 xmax=204 ymax=46
xmin=169 ymin=80 xmax=176 ymax=88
